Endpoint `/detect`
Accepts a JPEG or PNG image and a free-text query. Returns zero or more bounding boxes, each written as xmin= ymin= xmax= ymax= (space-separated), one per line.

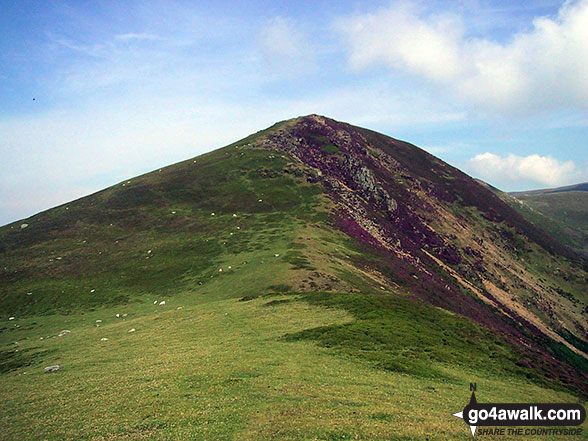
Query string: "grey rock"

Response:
xmin=44 ymin=365 xmax=60 ymax=373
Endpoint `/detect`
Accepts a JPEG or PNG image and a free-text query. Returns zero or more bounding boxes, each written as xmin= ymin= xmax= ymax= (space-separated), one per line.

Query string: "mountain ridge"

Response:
xmin=492 ymin=181 xmax=588 ymax=259
xmin=1 ymin=115 xmax=587 ymax=398
xmin=511 ymin=182 xmax=588 ymax=196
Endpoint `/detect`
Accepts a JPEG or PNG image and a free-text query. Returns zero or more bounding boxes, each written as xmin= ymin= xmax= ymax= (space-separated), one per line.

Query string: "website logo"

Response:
xmin=452 ymin=384 xmax=585 ymax=437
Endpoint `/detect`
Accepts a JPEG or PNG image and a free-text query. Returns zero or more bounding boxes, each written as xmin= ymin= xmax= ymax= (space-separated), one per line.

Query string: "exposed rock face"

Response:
xmin=343 ymin=153 xmax=397 ymax=215
xmin=262 ymin=115 xmax=451 ymax=267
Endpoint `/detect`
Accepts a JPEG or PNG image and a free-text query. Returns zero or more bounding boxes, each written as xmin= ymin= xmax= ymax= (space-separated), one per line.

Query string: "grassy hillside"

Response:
xmin=0 ymin=128 xmax=321 ymax=316
xmin=1 ymin=116 xmax=587 ymax=440
xmin=505 ymin=186 xmax=588 ymax=257
xmin=3 ymin=290 xmax=587 ymax=441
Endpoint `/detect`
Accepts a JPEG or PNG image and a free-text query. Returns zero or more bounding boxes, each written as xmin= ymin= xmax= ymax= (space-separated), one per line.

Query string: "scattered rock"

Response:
xmin=218 ymin=268 xmax=223 ymax=272
xmin=211 ymin=212 xmax=215 ymax=216
xmin=232 ymin=213 xmax=237 ymax=217
xmin=20 ymin=224 xmax=28 ymax=229
xmin=96 ymin=320 xmax=102 ymax=323
xmin=128 ymin=328 xmax=136 ymax=333
xmin=177 ymin=306 xmax=183 ymax=310
xmin=228 ymin=266 xmax=232 ymax=269
xmin=159 ymin=301 xmax=166 ymax=306
xmin=100 ymin=338 xmax=108 ymax=341
xmin=90 ymin=289 xmax=95 ymax=293
xmin=258 ymin=199 xmax=263 ymax=202
xmin=153 ymin=300 xmax=158 ymax=304
xmin=122 ymin=313 xmax=128 ymax=318
xmin=274 ymin=254 xmax=280 ymax=257
xmin=147 ymin=249 xmax=152 ymax=254
xmin=8 ymin=317 xmax=15 ymax=321
xmin=58 ymin=330 xmax=71 ymax=337
xmin=44 ymin=365 xmax=60 ymax=373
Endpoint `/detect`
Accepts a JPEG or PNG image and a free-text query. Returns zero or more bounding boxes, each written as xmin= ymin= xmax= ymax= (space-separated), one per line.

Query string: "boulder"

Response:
xmin=44 ymin=365 xmax=60 ymax=373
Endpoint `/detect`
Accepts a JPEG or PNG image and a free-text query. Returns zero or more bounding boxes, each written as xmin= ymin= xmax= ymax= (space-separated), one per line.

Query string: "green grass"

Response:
xmin=312 ymin=135 xmax=339 ymax=154
xmin=501 ymin=190 xmax=588 ymax=257
xmin=286 ymin=292 xmax=531 ymax=381
xmin=0 ymin=145 xmax=324 ymax=317
xmin=1 ymin=293 xmax=586 ymax=441
xmin=516 ymin=191 xmax=588 ymax=233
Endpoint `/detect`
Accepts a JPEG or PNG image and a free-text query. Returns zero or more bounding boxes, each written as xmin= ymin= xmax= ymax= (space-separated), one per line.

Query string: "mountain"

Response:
xmin=1 ymin=115 xmax=587 ymax=440
xmin=500 ymin=183 xmax=588 ymax=258
xmin=512 ymin=182 xmax=588 ymax=196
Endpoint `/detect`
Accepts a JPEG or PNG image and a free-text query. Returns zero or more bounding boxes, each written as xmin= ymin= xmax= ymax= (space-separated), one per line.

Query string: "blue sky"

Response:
xmin=1 ymin=0 xmax=587 ymax=225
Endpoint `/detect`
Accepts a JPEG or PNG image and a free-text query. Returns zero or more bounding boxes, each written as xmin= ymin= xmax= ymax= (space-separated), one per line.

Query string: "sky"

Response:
xmin=1 ymin=0 xmax=587 ymax=226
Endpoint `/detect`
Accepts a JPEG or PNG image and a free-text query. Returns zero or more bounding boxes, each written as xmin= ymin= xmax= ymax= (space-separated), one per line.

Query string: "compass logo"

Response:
xmin=452 ymin=384 xmax=586 ymax=438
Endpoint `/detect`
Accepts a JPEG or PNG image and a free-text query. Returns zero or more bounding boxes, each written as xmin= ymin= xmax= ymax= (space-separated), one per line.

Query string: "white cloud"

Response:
xmin=466 ymin=152 xmax=587 ymax=187
xmin=257 ymin=17 xmax=315 ymax=76
xmin=335 ymin=0 xmax=588 ymax=114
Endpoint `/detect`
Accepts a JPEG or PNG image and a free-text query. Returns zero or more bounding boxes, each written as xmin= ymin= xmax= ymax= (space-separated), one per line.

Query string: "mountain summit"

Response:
xmin=1 ymin=115 xmax=586 ymax=439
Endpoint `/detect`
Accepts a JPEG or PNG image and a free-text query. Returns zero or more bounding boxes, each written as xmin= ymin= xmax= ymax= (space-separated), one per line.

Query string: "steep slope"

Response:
xmin=261 ymin=117 xmax=587 ymax=359
xmin=1 ymin=115 xmax=587 ymax=439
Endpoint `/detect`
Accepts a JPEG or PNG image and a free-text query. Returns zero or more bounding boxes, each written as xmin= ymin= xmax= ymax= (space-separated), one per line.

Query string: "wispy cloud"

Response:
xmin=257 ymin=16 xmax=316 ymax=77
xmin=115 ymin=33 xmax=161 ymax=41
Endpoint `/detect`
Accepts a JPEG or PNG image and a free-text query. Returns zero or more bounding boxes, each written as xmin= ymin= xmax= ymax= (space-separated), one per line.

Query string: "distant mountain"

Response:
xmin=512 ymin=182 xmax=588 ymax=196
xmin=1 ymin=115 xmax=586 ymax=439
xmin=498 ymin=183 xmax=588 ymax=258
